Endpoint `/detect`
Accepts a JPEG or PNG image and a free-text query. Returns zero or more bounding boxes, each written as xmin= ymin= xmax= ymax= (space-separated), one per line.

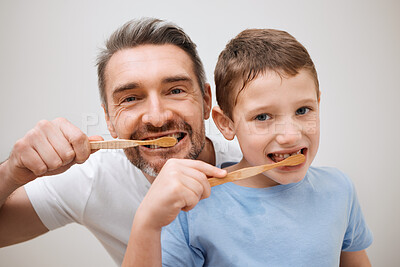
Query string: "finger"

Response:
xmin=53 ymin=118 xmax=90 ymax=164
xmin=19 ymin=147 xmax=49 ymax=177
xmin=178 ymin=167 xmax=211 ymax=200
xmin=26 ymin=125 xmax=64 ymax=171
xmin=40 ymin=121 xmax=76 ymax=166
xmin=179 ymin=183 xmax=203 ymax=212
xmin=168 ymin=159 xmax=227 ymax=178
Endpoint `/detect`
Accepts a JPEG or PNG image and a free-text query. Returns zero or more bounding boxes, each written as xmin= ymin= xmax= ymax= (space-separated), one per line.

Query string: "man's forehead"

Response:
xmin=109 ymin=44 xmax=191 ymax=67
xmin=105 ymin=45 xmax=196 ymax=91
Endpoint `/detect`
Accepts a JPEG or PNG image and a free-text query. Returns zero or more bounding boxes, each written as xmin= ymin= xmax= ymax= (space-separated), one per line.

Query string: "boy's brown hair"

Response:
xmin=214 ymin=29 xmax=320 ymax=119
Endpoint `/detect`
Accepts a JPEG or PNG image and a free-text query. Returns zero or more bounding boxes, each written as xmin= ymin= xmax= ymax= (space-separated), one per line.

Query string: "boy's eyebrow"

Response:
xmin=246 ymin=98 xmax=318 ymax=113
xmin=297 ymin=98 xmax=319 ymax=105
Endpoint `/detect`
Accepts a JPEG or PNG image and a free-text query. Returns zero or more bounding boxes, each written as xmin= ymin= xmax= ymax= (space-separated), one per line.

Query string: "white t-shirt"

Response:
xmin=24 ymin=135 xmax=242 ymax=265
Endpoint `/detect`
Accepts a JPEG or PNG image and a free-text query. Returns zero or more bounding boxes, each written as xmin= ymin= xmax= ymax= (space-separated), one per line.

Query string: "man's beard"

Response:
xmin=123 ymin=120 xmax=206 ymax=177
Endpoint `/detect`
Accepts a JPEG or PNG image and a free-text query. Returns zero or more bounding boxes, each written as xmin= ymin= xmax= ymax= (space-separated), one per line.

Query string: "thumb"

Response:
xmin=89 ymin=135 xmax=104 ymax=141
xmin=88 ymin=135 xmax=104 ymax=153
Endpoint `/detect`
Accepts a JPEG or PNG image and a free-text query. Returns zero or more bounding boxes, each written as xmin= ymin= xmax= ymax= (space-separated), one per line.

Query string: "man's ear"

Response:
xmin=102 ymin=103 xmax=118 ymax=139
xmin=202 ymin=83 xmax=212 ymax=120
xmin=212 ymin=106 xmax=235 ymax=140
xmin=318 ymin=91 xmax=321 ymax=105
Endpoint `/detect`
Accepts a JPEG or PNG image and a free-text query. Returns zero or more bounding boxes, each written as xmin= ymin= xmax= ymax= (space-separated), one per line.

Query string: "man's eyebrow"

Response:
xmin=112 ymin=82 xmax=140 ymax=98
xmin=162 ymin=75 xmax=193 ymax=85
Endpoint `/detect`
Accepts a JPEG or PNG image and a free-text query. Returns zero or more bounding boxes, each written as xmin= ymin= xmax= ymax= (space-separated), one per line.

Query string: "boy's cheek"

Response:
xmin=304 ymin=121 xmax=319 ymax=134
xmin=302 ymin=114 xmax=320 ymax=135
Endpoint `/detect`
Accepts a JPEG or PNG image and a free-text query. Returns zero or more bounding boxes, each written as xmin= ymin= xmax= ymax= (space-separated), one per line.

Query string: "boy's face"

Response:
xmin=217 ymin=69 xmax=319 ymax=186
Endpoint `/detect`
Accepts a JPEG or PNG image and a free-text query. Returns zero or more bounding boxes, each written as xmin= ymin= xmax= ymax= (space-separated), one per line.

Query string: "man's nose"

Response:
xmin=141 ymin=95 xmax=173 ymax=127
xmin=275 ymin=118 xmax=302 ymax=145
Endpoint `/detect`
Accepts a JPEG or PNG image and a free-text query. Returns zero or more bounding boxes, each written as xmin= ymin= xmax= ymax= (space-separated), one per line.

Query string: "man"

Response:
xmin=0 ymin=18 xmax=242 ymax=265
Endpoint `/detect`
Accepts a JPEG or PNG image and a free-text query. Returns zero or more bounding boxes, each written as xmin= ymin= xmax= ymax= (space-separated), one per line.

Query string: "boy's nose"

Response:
xmin=275 ymin=119 xmax=302 ymax=145
xmin=142 ymin=95 xmax=173 ymax=127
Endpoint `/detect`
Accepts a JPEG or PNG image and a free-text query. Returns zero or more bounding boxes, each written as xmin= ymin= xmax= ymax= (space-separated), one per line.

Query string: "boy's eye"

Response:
xmin=296 ymin=107 xmax=310 ymax=115
xmin=255 ymin=113 xmax=271 ymax=121
xmin=170 ymin=88 xmax=183 ymax=94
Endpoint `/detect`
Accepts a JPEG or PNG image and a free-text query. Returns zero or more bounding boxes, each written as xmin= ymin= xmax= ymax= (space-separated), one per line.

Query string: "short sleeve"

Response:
xmin=161 ymin=211 xmax=204 ymax=267
xmin=341 ymin=178 xmax=373 ymax=251
xmin=24 ymin=158 xmax=95 ymax=230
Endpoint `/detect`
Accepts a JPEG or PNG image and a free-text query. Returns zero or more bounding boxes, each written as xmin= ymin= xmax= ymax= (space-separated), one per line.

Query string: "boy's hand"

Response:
xmin=136 ymin=158 xmax=227 ymax=230
xmin=3 ymin=118 xmax=103 ymax=187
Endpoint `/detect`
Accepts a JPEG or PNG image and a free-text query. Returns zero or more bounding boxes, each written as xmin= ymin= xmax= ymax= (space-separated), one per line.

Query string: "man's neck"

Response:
xmin=144 ymin=137 xmax=216 ymax=184
xmin=196 ymin=137 xmax=216 ymax=166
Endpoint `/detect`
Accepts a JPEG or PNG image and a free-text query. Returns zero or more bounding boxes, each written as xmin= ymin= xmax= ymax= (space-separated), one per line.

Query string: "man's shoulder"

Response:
xmin=87 ymin=150 xmax=148 ymax=185
xmin=207 ymin=134 xmax=242 ymax=167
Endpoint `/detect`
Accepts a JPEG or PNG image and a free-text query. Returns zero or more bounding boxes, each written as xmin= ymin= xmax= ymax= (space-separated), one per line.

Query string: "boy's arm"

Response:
xmin=122 ymin=159 xmax=226 ymax=267
xmin=339 ymin=250 xmax=371 ymax=267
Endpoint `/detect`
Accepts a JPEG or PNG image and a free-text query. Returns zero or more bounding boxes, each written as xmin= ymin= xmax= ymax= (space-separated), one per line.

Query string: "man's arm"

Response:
xmin=0 ymin=186 xmax=49 ymax=246
xmin=0 ymin=118 xmax=101 ymax=247
xmin=122 ymin=159 xmax=226 ymax=267
xmin=340 ymin=250 xmax=371 ymax=267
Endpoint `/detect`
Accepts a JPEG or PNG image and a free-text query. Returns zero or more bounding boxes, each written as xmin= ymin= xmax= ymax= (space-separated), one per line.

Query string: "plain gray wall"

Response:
xmin=1 ymin=0 xmax=399 ymax=266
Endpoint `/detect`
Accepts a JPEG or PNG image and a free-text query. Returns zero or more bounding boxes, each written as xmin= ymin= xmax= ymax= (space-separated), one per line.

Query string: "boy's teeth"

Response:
xmin=273 ymin=149 xmax=302 ymax=158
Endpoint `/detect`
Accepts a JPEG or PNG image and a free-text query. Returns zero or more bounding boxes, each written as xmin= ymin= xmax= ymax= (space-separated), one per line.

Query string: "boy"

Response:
xmin=159 ymin=29 xmax=373 ymax=266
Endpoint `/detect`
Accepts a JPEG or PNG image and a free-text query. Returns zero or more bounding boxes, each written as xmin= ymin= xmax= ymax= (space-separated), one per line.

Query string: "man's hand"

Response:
xmin=122 ymin=158 xmax=226 ymax=267
xmin=136 ymin=158 xmax=227 ymax=230
xmin=2 ymin=118 xmax=103 ymax=188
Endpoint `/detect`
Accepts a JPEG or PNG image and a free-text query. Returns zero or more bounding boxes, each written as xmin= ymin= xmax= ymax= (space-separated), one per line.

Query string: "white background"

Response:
xmin=0 ymin=0 xmax=399 ymax=266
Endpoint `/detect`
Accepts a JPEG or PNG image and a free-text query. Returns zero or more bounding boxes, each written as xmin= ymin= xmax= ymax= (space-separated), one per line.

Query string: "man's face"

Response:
xmin=230 ymin=70 xmax=320 ymax=185
xmin=103 ymin=44 xmax=211 ymax=177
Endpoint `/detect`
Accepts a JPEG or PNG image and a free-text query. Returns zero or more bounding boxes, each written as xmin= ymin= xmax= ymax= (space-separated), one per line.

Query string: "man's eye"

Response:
xmin=123 ymin=96 xmax=136 ymax=102
xmin=170 ymin=88 xmax=183 ymax=94
xmin=255 ymin=113 xmax=270 ymax=121
xmin=296 ymin=107 xmax=310 ymax=115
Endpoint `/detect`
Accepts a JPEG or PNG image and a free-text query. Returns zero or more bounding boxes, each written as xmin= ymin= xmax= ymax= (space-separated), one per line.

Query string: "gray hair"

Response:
xmin=96 ymin=18 xmax=206 ymax=112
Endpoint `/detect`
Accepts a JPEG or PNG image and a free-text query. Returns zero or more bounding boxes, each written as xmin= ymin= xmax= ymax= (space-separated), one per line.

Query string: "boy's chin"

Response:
xmin=266 ymin=170 xmax=307 ymax=185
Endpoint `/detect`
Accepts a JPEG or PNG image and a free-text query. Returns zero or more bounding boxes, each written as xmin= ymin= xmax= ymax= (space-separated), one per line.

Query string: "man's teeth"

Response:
xmin=145 ymin=133 xmax=182 ymax=149
xmin=146 ymin=133 xmax=181 ymax=141
xmin=273 ymin=149 xmax=302 ymax=159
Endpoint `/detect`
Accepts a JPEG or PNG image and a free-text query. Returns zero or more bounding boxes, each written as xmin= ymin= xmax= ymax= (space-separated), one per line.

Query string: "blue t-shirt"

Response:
xmin=161 ymin=166 xmax=373 ymax=267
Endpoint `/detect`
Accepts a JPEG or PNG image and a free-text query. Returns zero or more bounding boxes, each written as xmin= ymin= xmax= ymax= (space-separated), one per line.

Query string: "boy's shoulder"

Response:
xmin=306 ymin=166 xmax=355 ymax=193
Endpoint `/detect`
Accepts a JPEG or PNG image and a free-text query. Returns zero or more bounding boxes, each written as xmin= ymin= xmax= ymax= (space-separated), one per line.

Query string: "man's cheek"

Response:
xmin=113 ymin=114 xmax=139 ymax=137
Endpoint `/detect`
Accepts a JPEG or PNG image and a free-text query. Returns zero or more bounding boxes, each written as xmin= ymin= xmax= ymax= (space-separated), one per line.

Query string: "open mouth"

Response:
xmin=143 ymin=132 xmax=186 ymax=149
xmin=267 ymin=148 xmax=306 ymax=163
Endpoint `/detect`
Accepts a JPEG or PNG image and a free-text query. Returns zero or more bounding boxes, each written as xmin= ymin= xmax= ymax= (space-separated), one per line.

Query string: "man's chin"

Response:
xmin=123 ymin=129 xmax=205 ymax=177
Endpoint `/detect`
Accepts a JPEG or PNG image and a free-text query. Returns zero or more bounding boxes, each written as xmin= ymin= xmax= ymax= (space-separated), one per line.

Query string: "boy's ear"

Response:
xmin=202 ymin=83 xmax=212 ymax=120
xmin=212 ymin=106 xmax=235 ymax=140
xmin=102 ymin=103 xmax=118 ymax=139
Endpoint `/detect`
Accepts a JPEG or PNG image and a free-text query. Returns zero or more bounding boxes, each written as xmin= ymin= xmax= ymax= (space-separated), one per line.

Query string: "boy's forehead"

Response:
xmin=235 ymin=69 xmax=318 ymax=100
xmin=234 ymin=69 xmax=319 ymax=108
